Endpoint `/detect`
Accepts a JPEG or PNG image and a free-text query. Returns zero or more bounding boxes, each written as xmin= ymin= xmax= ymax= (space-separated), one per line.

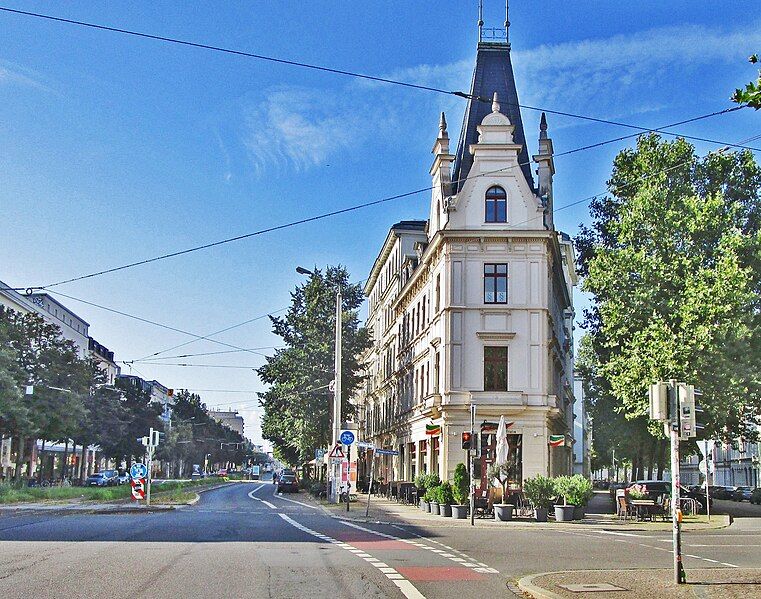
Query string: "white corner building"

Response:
xmin=356 ymin=34 xmax=577 ymax=496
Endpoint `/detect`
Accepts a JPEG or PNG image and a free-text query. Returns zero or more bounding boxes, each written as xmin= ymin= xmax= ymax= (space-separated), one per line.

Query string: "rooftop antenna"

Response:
xmin=505 ymin=1 xmax=510 ymax=45
xmin=478 ymin=0 xmax=484 ymax=43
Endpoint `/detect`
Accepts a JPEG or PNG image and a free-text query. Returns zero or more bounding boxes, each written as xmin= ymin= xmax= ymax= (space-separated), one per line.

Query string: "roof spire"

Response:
xmin=540 ymin=112 xmax=548 ymax=139
xmin=478 ymin=0 xmax=484 ymax=43
xmin=491 ymin=91 xmax=500 ymax=113
xmin=439 ymin=112 xmax=448 ymax=137
xmin=505 ymin=1 xmax=510 ymax=45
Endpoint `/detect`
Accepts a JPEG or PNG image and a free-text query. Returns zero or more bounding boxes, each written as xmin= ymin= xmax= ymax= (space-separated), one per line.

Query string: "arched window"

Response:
xmin=485 ymin=185 xmax=507 ymax=222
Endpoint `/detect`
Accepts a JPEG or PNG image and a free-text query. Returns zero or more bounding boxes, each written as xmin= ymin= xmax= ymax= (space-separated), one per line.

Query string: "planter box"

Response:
xmin=430 ymin=501 xmax=440 ymax=515
xmin=494 ymin=503 xmax=514 ymax=521
xmin=451 ymin=504 xmax=468 ymax=519
xmin=573 ymin=505 xmax=586 ymax=520
xmin=554 ymin=505 xmax=575 ymax=522
xmin=420 ymin=500 xmax=429 ymax=512
xmin=440 ymin=503 xmax=452 ymax=517
xmin=534 ymin=507 xmax=548 ymax=522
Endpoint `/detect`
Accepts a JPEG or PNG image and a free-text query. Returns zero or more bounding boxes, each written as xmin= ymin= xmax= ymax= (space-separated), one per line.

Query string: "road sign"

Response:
xmin=330 ymin=457 xmax=343 ymax=465
xmin=356 ymin=441 xmax=374 ymax=450
xmin=328 ymin=444 xmax=344 ymax=459
xmin=315 ymin=448 xmax=326 ymax=460
xmin=375 ymin=448 xmax=399 ymax=456
xmin=339 ymin=430 xmax=355 ymax=446
xmin=130 ymin=462 xmax=148 ymax=480
xmin=131 ymin=477 xmax=145 ymax=500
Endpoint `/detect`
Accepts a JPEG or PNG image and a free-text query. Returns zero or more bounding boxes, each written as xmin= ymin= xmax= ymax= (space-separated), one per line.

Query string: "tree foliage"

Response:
xmin=576 ymin=135 xmax=761 ymax=444
xmin=258 ymin=266 xmax=372 ymax=466
xmin=732 ymin=54 xmax=761 ymax=109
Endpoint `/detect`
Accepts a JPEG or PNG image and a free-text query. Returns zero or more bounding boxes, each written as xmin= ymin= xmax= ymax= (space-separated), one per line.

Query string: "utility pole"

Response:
xmin=667 ymin=381 xmax=685 ymax=584
xmin=470 ymin=403 xmax=476 ymax=527
xmin=333 ymin=287 xmax=342 ymax=504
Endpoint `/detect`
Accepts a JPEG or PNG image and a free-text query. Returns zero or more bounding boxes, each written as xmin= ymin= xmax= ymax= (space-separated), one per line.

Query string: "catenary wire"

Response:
xmin=29 ymin=108 xmax=753 ymax=292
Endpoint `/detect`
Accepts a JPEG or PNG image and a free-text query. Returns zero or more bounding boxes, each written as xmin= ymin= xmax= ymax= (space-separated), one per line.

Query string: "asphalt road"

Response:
xmin=0 ymin=483 xmax=759 ymax=599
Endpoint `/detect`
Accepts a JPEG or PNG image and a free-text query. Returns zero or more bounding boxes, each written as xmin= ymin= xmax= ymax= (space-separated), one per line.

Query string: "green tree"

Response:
xmin=732 ymin=54 xmax=761 ymax=109
xmin=258 ymin=266 xmax=372 ymax=467
xmin=113 ymin=375 xmax=163 ymax=464
xmin=576 ymin=135 xmax=761 ymax=444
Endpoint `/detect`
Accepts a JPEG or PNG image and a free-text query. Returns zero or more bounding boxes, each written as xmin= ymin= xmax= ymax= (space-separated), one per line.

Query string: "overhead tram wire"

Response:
xmin=127 ymin=347 xmax=285 ymax=362
xmin=0 ymin=5 xmax=756 ymax=152
xmin=27 ymin=106 xmax=755 ymax=292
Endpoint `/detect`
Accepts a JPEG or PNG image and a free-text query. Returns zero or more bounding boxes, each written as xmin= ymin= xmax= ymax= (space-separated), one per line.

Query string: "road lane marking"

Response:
xmin=273 ymin=494 xmax=320 ymax=509
xmin=343 ymin=521 xmax=499 ymax=574
xmin=277 ymin=514 xmax=426 ymax=599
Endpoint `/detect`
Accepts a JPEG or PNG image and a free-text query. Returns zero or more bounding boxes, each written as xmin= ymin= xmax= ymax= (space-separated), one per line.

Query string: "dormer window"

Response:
xmin=485 ymin=185 xmax=507 ymax=223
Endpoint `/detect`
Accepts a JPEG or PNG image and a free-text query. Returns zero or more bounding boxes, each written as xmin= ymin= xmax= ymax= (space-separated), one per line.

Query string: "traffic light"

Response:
xmin=677 ymin=383 xmax=696 ymax=439
xmin=167 ymin=388 xmax=174 ymax=397
xmin=462 ymin=431 xmax=472 ymax=449
xmin=151 ymin=429 xmax=166 ymax=446
xmin=649 ymin=382 xmax=668 ymax=422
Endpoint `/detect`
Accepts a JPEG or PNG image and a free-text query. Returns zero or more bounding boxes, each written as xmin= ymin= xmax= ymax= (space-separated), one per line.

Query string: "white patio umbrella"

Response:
xmin=496 ymin=415 xmax=510 ymax=465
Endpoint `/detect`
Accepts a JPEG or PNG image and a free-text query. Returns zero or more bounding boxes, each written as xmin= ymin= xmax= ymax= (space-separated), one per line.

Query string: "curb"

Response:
xmin=517 ymin=572 xmax=566 ymax=599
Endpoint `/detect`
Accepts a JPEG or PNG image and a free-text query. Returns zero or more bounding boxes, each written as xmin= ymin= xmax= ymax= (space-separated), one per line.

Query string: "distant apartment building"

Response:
xmin=209 ymin=410 xmax=245 ymax=436
xmin=89 ymin=337 xmax=120 ymax=386
xmin=117 ymin=374 xmax=174 ymax=425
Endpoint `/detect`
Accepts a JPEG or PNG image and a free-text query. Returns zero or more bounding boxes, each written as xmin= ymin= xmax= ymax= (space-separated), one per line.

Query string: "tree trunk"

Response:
xmin=62 ymin=440 xmax=69 ymax=480
xmin=80 ymin=445 xmax=87 ymax=483
xmin=656 ymin=438 xmax=667 ymax=479
xmin=14 ymin=435 xmax=25 ymax=482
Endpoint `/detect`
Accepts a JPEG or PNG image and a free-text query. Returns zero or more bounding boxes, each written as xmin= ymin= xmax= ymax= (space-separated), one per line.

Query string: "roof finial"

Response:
xmin=505 ymin=1 xmax=510 ymax=45
xmin=492 ymin=91 xmax=500 ymax=113
xmin=540 ymin=112 xmax=548 ymax=138
xmin=478 ymin=0 xmax=484 ymax=43
xmin=439 ymin=111 xmax=448 ymax=137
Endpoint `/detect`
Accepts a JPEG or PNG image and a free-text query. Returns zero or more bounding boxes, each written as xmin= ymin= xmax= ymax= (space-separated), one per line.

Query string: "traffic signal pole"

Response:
xmin=470 ymin=403 xmax=475 ymax=527
xmin=666 ymin=381 xmax=686 ymax=585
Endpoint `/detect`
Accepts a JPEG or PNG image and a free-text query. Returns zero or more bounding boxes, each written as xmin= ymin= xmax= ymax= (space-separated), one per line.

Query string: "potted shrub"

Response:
xmin=429 ymin=485 xmax=441 ymax=515
xmin=568 ymin=475 xmax=594 ymax=520
xmin=451 ymin=463 xmax=469 ymax=519
xmin=415 ymin=474 xmax=429 ymax=511
xmin=439 ymin=481 xmax=454 ymax=517
xmin=523 ymin=475 xmax=556 ymax=522
xmin=488 ymin=463 xmax=514 ymax=521
xmin=553 ymin=476 xmax=575 ymax=522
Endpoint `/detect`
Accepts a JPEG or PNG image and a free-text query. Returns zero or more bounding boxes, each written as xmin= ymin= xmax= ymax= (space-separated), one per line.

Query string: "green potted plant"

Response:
xmin=523 ymin=475 xmax=556 ymax=522
xmin=451 ymin=463 xmax=469 ymax=519
xmin=488 ymin=463 xmax=514 ymax=521
xmin=568 ymin=475 xmax=594 ymax=519
xmin=421 ymin=488 xmax=433 ymax=512
xmin=553 ymin=476 xmax=575 ymax=522
xmin=428 ymin=485 xmax=441 ymax=515
xmin=439 ymin=481 xmax=454 ymax=517
xmin=415 ymin=474 xmax=429 ymax=512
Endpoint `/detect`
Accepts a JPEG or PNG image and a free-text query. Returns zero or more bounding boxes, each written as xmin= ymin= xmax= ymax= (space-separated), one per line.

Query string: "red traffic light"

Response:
xmin=462 ymin=431 xmax=472 ymax=449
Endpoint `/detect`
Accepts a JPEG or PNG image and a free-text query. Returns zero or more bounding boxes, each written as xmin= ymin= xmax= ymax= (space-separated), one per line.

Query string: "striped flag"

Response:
xmin=482 ymin=421 xmax=513 ymax=432
xmin=425 ymin=423 xmax=441 ymax=436
xmin=549 ymin=434 xmax=565 ymax=447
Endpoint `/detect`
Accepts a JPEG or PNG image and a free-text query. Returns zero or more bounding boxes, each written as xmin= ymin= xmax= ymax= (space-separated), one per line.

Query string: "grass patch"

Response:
xmin=150 ymin=490 xmax=197 ymax=505
xmin=0 ymin=477 xmax=224 ymax=504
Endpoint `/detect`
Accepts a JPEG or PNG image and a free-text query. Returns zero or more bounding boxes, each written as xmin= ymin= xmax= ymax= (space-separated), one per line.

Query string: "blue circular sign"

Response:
xmin=339 ymin=431 xmax=355 ymax=446
xmin=130 ymin=463 xmax=147 ymax=479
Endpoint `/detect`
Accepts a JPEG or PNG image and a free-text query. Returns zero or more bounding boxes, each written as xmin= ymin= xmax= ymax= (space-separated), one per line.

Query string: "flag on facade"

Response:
xmin=425 ymin=423 xmax=441 ymax=436
xmin=549 ymin=434 xmax=565 ymax=447
xmin=481 ymin=421 xmax=513 ymax=433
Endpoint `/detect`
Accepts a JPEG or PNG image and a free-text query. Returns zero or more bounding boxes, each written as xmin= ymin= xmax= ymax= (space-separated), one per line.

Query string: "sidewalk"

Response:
xmin=519 ymin=568 xmax=761 ymax=599
xmin=315 ymin=491 xmax=730 ymax=532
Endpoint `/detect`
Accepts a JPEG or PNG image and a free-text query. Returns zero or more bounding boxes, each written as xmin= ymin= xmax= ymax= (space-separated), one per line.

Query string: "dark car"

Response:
xmin=85 ymin=470 xmax=118 ymax=487
xmin=732 ymin=486 xmax=753 ymax=502
xmin=626 ymin=480 xmax=712 ymax=513
xmin=277 ymin=470 xmax=298 ymax=493
xmin=712 ymin=486 xmax=737 ymax=500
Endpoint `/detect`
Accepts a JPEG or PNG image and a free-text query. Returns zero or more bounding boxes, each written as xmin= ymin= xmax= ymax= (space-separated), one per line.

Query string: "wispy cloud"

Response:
xmin=238 ymin=21 xmax=761 ymax=175
xmin=0 ymin=59 xmax=51 ymax=92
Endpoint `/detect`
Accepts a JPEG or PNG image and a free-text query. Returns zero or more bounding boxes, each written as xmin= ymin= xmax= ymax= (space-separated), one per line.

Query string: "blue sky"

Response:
xmin=1 ymin=2 xmax=759 ymax=448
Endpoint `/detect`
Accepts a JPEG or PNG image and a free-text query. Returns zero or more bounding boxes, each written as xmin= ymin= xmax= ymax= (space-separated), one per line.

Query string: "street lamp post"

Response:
xmin=297 ymin=266 xmax=342 ymax=503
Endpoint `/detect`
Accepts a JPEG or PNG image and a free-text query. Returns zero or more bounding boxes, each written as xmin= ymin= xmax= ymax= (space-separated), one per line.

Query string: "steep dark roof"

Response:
xmin=391 ymin=220 xmax=427 ymax=232
xmin=452 ymin=42 xmax=534 ymax=192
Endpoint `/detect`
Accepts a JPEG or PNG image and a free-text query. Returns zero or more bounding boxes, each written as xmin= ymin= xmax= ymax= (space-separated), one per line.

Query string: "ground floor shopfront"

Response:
xmin=363 ymin=405 xmax=572 ymax=494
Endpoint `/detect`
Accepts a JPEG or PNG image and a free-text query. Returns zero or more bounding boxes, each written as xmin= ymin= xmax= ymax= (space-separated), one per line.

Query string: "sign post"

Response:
xmin=340 ymin=430 xmax=355 ymax=512
xmin=365 ymin=449 xmax=375 ymax=518
xmin=470 ymin=403 xmax=476 ymax=527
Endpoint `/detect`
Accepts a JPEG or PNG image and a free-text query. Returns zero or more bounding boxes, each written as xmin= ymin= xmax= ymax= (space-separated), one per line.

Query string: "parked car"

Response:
xmin=85 ymin=470 xmax=119 ymax=487
xmin=712 ymin=486 xmax=737 ymax=500
xmin=117 ymin=472 xmax=130 ymax=485
xmin=625 ymin=480 xmax=712 ymax=513
xmin=732 ymin=486 xmax=753 ymax=502
xmin=216 ymin=468 xmax=228 ymax=477
xmin=277 ymin=470 xmax=298 ymax=493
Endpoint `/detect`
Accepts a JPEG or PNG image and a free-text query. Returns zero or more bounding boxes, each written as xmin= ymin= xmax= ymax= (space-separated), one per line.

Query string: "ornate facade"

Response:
xmin=355 ymin=38 xmax=577 ymax=494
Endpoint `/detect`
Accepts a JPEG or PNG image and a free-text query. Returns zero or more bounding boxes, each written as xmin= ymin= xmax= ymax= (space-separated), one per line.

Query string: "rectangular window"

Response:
xmin=435 ymin=274 xmax=440 ymax=312
xmin=484 ymin=263 xmax=508 ymax=303
xmin=484 ymin=346 xmax=508 ymax=391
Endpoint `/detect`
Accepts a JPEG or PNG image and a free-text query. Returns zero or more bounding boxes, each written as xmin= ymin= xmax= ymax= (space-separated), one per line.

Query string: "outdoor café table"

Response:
xmin=629 ymin=499 xmax=658 ymax=521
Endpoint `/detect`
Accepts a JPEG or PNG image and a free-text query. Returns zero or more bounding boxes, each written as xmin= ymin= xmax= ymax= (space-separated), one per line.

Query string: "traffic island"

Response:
xmin=518 ymin=568 xmax=761 ymax=599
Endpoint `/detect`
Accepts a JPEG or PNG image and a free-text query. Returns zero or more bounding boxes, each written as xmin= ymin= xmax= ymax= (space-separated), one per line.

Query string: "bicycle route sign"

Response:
xmin=339 ymin=430 xmax=355 ymax=446
xmin=130 ymin=462 xmax=148 ymax=480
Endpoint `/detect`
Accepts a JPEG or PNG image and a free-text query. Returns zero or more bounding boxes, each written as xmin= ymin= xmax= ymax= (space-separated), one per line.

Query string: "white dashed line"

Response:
xmin=277 ymin=514 xmax=426 ymax=599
